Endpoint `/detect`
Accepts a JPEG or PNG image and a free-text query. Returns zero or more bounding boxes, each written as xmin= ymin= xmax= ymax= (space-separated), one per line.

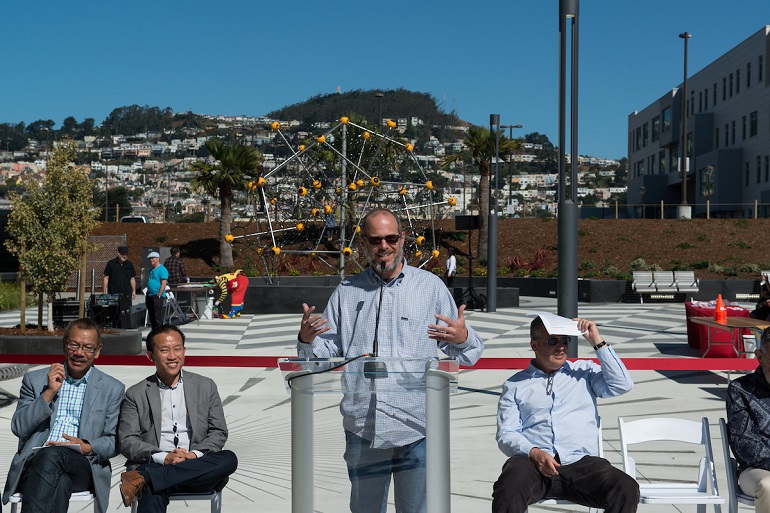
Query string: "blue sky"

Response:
xmin=2 ymin=1 xmax=769 ymax=160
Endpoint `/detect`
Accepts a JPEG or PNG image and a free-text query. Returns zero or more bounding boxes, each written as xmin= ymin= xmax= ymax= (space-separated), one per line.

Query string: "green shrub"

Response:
xmin=473 ymin=267 xmax=487 ymax=277
xmin=577 ymin=229 xmax=589 ymax=237
xmin=736 ymin=218 xmax=748 ymax=228
xmin=649 ymin=263 xmax=663 ymax=271
xmin=156 ymin=235 xmax=168 ymax=244
xmin=516 ymin=268 xmax=529 ymax=277
xmin=691 ymin=261 xmax=710 ymax=269
xmin=739 ymin=263 xmax=761 ymax=273
xmin=0 ymin=282 xmax=37 ymax=311
xmin=697 ymin=234 xmax=710 ymax=242
xmin=580 ymin=260 xmax=596 ymax=271
xmin=448 ymin=232 xmax=466 ymax=242
xmin=708 ymin=263 xmax=725 ymax=274
xmin=498 ymin=266 xmax=511 ymax=275
xmin=729 ymin=241 xmax=752 ymax=249
xmin=630 ymin=258 xmax=647 ymax=271
xmin=677 ymin=242 xmax=696 ymax=249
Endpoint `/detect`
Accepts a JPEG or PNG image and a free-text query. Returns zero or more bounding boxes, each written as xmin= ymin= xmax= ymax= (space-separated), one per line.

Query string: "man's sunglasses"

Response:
xmin=365 ymin=234 xmax=401 ymax=246
xmin=544 ymin=336 xmax=571 ymax=346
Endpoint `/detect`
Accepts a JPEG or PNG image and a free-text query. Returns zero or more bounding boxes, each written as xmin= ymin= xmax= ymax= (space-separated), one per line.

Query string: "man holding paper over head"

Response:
xmin=2 ymin=319 xmax=125 ymax=513
xmin=297 ymin=207 xmax=483 ymax=513
xmin=492 ymin=312 xmax=638 ymax=513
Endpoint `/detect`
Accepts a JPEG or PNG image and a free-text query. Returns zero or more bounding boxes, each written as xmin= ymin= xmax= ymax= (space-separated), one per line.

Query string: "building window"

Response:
xmin=732 ymin=120 xmax=736 ymax=144
xmin=704 ymin=88 xmax=709 ymax=110
xmin=662 ymin=107 xmax=671 ymax=133
xmin=736 ymin=69 xmax=741 ymax=93
xmin=743 ymin=115 xmax=747 ymax=140
xmin=765 ymin=155 xmax=769 ymax=182
xmin=758 ymin=156 xmax=762 ymax=184
xmin=650 ymin=155 xmax=655 ymax=174
xmin=714 ymin=83 xmax=718 ymax=105
xmin=746 ymin=162 xmax=750 ymax=186
xmin=638 ymin=160 xmax=645 ymax=177
xmin=730 ymin=73 xmax=734 ymax=97
xmin=690 ymin=92 xmax=694 ymax=117
xmin=747 ymin=62 xmax=752 ymax=87
xmin=723 ymin=77 xmax=727 ymax=100
xmin=642 ymin=123 xmax=648 ymax=147
xmin=698 ymin=91 xmax=703 ymax=113
xmin=716 ymin=127 xmax=719 ymax=149
xmin=751 ymin=110 xmax=758 ymax=137
xmin=659 ymin=150 xmax=666 ymax=173
xmin=725 ymin=123 xmax=729 ymax=146
xmin=652 ymin=116 xmax=660 ymax=142
xmin=635 ymin=127 xmax=642 ymax=151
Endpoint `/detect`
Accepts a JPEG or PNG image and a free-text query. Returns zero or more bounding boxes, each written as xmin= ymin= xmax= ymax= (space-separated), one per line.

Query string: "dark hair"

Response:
xmin=170 ymin=246 xmax=180 ymax=255
xmin=361 ymin=208 xmax=403 ymax=237
xmin=63 ymin=318 xmax=103 ymax=347
xmin=146 ymin=324 xmax=186 ymax=352
xmin=530 ymin=316 xmax=546 ymax=340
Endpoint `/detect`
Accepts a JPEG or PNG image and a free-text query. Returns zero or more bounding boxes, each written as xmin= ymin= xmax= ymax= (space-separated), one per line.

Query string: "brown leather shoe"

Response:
xmin=119 ymin=471 xmax=146 ymax=507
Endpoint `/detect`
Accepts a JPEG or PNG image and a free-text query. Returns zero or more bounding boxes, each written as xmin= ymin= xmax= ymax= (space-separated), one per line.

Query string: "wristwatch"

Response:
xmin=593 ymin=341 xmax=608 ymax=351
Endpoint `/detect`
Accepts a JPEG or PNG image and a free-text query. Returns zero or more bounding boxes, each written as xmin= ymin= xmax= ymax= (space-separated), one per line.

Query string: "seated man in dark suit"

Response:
xmin=118 ymin=324 xmax=237 ymax=512
xmin=1 ymin=318 xmax=125 ymax=513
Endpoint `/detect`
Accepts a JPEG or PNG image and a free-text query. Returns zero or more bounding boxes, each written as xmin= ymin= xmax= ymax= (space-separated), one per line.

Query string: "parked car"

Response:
xmin=120 ymin=215 xmax=150 ymax=223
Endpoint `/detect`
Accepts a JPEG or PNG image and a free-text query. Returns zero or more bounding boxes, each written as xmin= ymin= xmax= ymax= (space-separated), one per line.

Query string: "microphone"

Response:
xmin=365 ymin=261 xmax=388 ymax=379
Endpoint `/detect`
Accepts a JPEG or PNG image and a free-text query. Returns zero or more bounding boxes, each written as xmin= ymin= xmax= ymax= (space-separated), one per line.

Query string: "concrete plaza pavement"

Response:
xmin=0 ymin=296 xmax=756 ymax=512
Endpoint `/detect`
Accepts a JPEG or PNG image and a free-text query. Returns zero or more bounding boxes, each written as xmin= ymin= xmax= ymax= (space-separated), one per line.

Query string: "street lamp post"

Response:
xmin=703 ymin=165 xmax=714 ymax=219
xmin=678 ymin=31 xmax=692 ymax=219
xmin=487 ymin=114 xmax=500 ymax=312
xmin=501 ymin=124 xmax=523 ymax=215
xmin=558 ymin=0 xmax=579 ymax=358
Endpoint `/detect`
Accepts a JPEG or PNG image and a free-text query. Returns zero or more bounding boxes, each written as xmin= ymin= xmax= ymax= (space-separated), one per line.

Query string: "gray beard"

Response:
xmin=366 ymin=246 xmax=404 ymax=273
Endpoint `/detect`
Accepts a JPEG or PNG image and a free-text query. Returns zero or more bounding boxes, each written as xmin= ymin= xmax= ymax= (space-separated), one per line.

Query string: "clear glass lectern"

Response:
xmin=278 ymin=356 xmax=459 ymax=513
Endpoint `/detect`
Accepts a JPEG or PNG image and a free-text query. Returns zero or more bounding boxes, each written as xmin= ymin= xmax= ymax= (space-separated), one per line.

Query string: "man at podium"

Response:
xmin=298 ymin=208 xmax=484 ymax=513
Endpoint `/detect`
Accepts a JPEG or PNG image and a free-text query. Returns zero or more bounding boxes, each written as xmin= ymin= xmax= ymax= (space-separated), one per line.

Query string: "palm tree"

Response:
xmin=440 ymin=125 xmax=520 ymax=260
xmin=191 ymin=139 xmax=263 ymax=267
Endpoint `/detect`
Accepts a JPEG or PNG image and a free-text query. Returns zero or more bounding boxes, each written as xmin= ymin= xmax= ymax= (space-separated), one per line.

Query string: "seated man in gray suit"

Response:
xmin=118 ymin=324 xmax=237 ymax=512
xmin=2 ymin=318 xmax=125 ymax=513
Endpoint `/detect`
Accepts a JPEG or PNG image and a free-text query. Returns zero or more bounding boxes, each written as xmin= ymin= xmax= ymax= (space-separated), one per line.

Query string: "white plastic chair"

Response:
xmin=9 ymin=491 xmax=95 ymax=513
xmin=130 ymin=490 xmax=222 ymax=513
xmin=525 ymin=418 xmax=604 ymax=513
xmin=618 ymin=416 xmax=724 ymax=512
xmin=719 ymin=418 xmax=755 ymax=513
xmin=632 ymin=271 xmax=656 ymax=303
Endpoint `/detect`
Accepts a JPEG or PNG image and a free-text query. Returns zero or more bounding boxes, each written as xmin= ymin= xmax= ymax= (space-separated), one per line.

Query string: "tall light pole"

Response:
xmin=558 ymin=0 xmax=579 ymax=358
xmin=501 ymin=124 xmax=523 ymax=214
xmin=487 ymin=114 xmax=500 ymax=312
xmin=678 ymin=32 xmax=692 ymax=219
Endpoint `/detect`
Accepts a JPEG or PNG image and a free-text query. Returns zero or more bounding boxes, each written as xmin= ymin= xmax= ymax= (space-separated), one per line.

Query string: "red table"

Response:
xmin=685 ymin=302 xmax=752 ymax=357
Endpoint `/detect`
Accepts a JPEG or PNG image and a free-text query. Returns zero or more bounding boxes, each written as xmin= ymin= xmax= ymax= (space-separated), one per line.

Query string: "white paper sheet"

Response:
xmin=525 ymin=311 xmax=585 ymax=336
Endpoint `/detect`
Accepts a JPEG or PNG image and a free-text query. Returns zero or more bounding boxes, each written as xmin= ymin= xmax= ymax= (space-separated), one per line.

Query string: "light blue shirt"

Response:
xmin=147 ymin=265 xmax=169 ymax=297
xmin=298 ymin=263 xmax=483 ymax=448
xmin=46 ymin=365 xmax=92 ymax=443
xmin=496 ymin=345 xmax=633 ymax=465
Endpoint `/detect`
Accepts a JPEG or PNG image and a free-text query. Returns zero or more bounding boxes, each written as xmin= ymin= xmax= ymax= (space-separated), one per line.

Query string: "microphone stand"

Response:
xmin=364 ymin=261 xmax=388 ymax=379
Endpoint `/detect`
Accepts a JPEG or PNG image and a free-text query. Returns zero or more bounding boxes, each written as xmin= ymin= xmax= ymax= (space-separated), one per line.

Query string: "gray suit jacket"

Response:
xmin=2 ymin=365 xmax=125 ymax=513
xmin=119 ymin=371 xmax=227 ymax=467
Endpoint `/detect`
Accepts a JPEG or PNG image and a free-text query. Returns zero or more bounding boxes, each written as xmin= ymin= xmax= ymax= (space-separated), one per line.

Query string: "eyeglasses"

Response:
xmin=544 ymin=336 xmax=571 ymax=346
xmin=173 ymin=423 xmax=179 ymax=448
xmin=365 ymin=234 xmax=401 ymax=246
xmin=65 ymin=341 xmax=99 ymax=355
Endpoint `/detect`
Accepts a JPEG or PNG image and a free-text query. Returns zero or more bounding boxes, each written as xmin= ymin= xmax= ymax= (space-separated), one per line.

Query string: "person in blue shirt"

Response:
xmin=145 ymin=252 xmax=169 ymax=329
xmin=298 ymin=208 xmax=483 ymax=513
xmin=492 ymin=315 xmax=639 ymax=513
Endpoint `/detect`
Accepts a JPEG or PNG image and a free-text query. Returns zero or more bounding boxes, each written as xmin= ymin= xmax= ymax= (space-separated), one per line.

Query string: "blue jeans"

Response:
xmin=343 ymin=432 xmax=426 ymax=513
